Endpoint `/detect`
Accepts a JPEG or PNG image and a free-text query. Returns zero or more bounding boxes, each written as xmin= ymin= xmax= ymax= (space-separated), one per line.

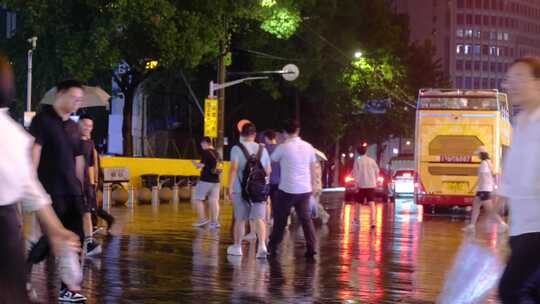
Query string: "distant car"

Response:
xmin=389 ymin=169 xmax=416 ymax=198
xmin=344 ymin=170 xmax=390 ymax=203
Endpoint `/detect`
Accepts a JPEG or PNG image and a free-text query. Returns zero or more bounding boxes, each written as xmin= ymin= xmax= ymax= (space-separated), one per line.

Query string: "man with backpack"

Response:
xmin=227 ymin=123 xmax=271 ymax=258
xmin=268 ymin=119 xmax=318 ymax=258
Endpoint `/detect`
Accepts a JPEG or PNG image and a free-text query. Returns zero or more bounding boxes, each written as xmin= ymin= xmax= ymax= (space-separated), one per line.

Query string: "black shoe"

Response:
xmin=58 ymin=288 xmax=87 ymax=302
xmin=85 ymin=240 xmax=102 ymax=257
xmin=304 ymin=251 xmax=317 ymax=258
xmin=267 ymin=244 xmax=277 ymax=257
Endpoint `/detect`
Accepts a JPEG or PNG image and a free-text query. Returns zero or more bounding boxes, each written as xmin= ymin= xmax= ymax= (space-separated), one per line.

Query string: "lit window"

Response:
xmin=503 ymin=33 xmax=509 ymax=40
xmin=473 ymin=45 xmax=481 ymax=55
xmin=464 ymin=44 xmax=472 ymax=54
xmin=465 ymin=29 xmax=473 ymax=37
xmin=457 ymin=44 xmax=464 ymax=54
xmin=497 ymin=32 xmax=503 ymax=40
xmin=457 ymin=29 xmax=464 ymax=37
xmin=474 ymin=30 xmax=481 ymax=38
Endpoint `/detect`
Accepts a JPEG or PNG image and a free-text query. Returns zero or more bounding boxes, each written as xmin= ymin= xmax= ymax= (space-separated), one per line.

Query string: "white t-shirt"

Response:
xmin=477 ymin=160 xmax=494 ymax=192
xmin=271 ymin=136 xmax=317 ymax=194
xmin=498 ymin=107 xmax=540 ymax=236
xmin=352 ymin=156 xmax=380 ymax=189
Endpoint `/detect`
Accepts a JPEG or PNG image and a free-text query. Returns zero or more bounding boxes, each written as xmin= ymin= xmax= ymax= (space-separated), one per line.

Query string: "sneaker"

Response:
xmin=462 ymin=224 xmax=475 ymax=232
xmin=192 ymin=219 xmax=209 ymax=228
xmin=58 ymin=288 xmax=87 ymax=302
xmin=227 ymin=245 xmax=243 ymax=256
xmin=256 ymin=246 xmax=268 ymax=259
xmin=209 ymin=222 xmax=221 ymax=229
xmin=85 ymin=240 xmax=102 ymax=257
xmin=26 ymin=240 xmax=37 ymax=258
xmin=243 ymin=232 xmax=257 ymax=241
xmin=92 ymin=227 xmax=104 ymax=236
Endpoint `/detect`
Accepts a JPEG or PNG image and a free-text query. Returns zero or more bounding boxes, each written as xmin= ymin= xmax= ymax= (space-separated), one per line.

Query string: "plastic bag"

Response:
xmin=437 ymin=240 xmax=503 ymax=304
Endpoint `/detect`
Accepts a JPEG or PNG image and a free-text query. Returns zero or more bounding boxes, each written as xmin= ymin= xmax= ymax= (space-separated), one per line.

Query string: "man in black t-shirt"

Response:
xmin=78 ymin=115 xmax=114 ymax=232
xmin=26 ymin=80 xmax=88 ymax=302
xmin=191 ymin=137 xmax=221 ymax=229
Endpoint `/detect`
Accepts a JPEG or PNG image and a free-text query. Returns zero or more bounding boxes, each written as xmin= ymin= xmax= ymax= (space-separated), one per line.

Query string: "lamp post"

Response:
xmin=208 ymin=64 xmax=299 ymax=155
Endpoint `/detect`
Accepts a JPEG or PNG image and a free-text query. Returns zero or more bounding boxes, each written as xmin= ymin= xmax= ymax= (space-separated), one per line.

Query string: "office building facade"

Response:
xmin=391 ymin=0 xmax=540 ymax=89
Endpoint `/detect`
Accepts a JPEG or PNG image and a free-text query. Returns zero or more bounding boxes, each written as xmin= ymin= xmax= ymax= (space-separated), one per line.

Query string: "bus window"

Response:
xmin=419 ymin=97 xmax=498 ymax=110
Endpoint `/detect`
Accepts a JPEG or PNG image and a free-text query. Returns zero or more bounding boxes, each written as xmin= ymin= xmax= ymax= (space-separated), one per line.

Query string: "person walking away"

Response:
xmin=74 ymin=114 xmax=104 ymax=256
xmin=264 ymin=129 xmax=281 ymax=225
xmin=0 ymin=55 xmax=81 ymax=303
xmin=498 ymin=56 xmax=540 ymax=303
xmin=311 ymin=156 xmax=330 ymax=224
xmin=191 ymin=137 xmax=222 ymax=229
xmin=90 ymin=147 xmax=115 ymax=232
xmin=26 ymin=80 xmax=88 ymax=302
xmin=351 ymin=145 xmax=379 ymax=228
xmin=463 ymin=146 xmax=507 ymax=232
xmin=227 ymin=123 xmax=271 ymax=258
xmin=268 ymin=119 xmax=318 ymax=258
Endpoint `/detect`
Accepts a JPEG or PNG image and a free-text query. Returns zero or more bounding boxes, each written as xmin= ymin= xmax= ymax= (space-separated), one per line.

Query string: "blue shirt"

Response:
xmin=266 ymin=143 xmax=281 ymax=185
xmin=230 ymin=140 xmax=271 ymax=194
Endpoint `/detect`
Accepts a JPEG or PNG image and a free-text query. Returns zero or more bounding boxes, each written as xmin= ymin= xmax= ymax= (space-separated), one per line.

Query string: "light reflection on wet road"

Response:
xmin=27 ymin=198 xmax=507 ymax=303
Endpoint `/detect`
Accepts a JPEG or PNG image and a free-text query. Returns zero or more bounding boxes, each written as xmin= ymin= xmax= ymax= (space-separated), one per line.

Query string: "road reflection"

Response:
xmin=26 ymin=198 xmax=506 ymax=303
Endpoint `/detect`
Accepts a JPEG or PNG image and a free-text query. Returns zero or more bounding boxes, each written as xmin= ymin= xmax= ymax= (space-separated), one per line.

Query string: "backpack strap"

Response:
xmin=256 ymin=144 xmax=263 ymax=161
xmin=237 ymin=143 xmax=251 ymax=161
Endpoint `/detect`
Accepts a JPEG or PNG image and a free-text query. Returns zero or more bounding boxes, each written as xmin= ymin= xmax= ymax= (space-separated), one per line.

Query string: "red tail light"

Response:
xmin=345 ymin=175 xmax=355 ymax=183
xmin=402 ymin=173 xmax=412 ymax=177
xmin=377 ymin=176 xmax=384 ymax=183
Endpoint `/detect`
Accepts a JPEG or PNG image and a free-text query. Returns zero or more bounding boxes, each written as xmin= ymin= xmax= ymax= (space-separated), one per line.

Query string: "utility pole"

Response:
xmin=26 ymin=36 xmax=37 ymax=112
xmin=216 ymin=42 xmax=226 ymax=156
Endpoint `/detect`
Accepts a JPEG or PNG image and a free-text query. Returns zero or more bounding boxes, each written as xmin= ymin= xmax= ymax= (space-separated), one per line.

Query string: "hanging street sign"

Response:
xmin=204 ymin=98 xmax=218 ymax=138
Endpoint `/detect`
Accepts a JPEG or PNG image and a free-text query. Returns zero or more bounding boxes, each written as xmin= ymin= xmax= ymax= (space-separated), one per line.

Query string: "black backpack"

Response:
xmin=238 ymin=143 xmax=269 ymax=204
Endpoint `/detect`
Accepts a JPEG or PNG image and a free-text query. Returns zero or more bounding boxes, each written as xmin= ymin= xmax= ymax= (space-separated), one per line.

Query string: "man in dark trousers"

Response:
xmin=268 ymin=119 xmax=318 ymax=258
xmin=0 ymin=55 xmax=80 ymax=303
xmin=26 ymin=79 xmax=88 ymax=302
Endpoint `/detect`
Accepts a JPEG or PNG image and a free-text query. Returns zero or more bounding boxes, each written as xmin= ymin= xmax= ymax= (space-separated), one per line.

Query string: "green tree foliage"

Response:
xmin=1 ymin=0 xmax=294 ymax=154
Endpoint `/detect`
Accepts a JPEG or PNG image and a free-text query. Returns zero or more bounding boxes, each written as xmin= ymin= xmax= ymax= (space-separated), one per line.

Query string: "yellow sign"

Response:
xmin=204 ymin=98 xmax=218 ymax=138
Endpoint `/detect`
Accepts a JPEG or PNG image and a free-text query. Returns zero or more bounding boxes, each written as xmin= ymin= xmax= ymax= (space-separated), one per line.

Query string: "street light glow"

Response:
xmin=354 ymin=51 xmax=363 ymax=58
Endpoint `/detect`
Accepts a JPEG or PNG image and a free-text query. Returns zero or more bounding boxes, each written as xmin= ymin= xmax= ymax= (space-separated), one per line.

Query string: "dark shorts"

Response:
xmin=357 ymin=188 xmax=375 ymax=204
xmin=84 ymin=187 xmax=98 ymax=213
xmin=476 ymin=191 xmax=491 ymax=201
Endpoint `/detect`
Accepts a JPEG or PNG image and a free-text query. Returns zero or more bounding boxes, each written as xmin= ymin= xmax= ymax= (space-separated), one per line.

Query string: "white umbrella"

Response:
xmin=314 ymin=148 xmax=328 ymax=161
xmin=40 ymin=85 xmax=110 ymax=109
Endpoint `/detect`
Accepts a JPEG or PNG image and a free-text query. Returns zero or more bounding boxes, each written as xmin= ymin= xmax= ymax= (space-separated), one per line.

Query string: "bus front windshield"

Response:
xmin=419 ymin=97 xmax=498 ymax=111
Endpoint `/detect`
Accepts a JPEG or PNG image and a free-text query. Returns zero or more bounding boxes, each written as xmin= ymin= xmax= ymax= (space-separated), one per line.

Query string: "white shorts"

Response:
xmin=193 ymin=181 xmax=220 ymax=202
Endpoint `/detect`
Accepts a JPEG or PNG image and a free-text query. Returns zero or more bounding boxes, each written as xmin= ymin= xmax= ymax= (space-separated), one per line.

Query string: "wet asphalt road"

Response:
xmin=27 ymin=198 xmax=507 ymax=303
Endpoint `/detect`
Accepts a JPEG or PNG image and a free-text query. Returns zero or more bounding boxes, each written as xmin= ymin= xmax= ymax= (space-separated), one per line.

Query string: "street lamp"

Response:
xmin=354 ymin=51 xmax=363 ymax=59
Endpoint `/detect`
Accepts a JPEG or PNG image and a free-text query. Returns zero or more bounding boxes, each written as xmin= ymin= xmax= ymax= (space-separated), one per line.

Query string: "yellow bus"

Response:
xmin=414 ymin=89 xmax=511 ymax=207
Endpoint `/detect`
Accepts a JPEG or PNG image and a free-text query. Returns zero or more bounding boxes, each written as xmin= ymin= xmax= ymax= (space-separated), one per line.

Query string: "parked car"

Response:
xmin=344 ymin=169 xmax=390 ymax=203
xmin=389 ymin=169 xmax=416 ymax=198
